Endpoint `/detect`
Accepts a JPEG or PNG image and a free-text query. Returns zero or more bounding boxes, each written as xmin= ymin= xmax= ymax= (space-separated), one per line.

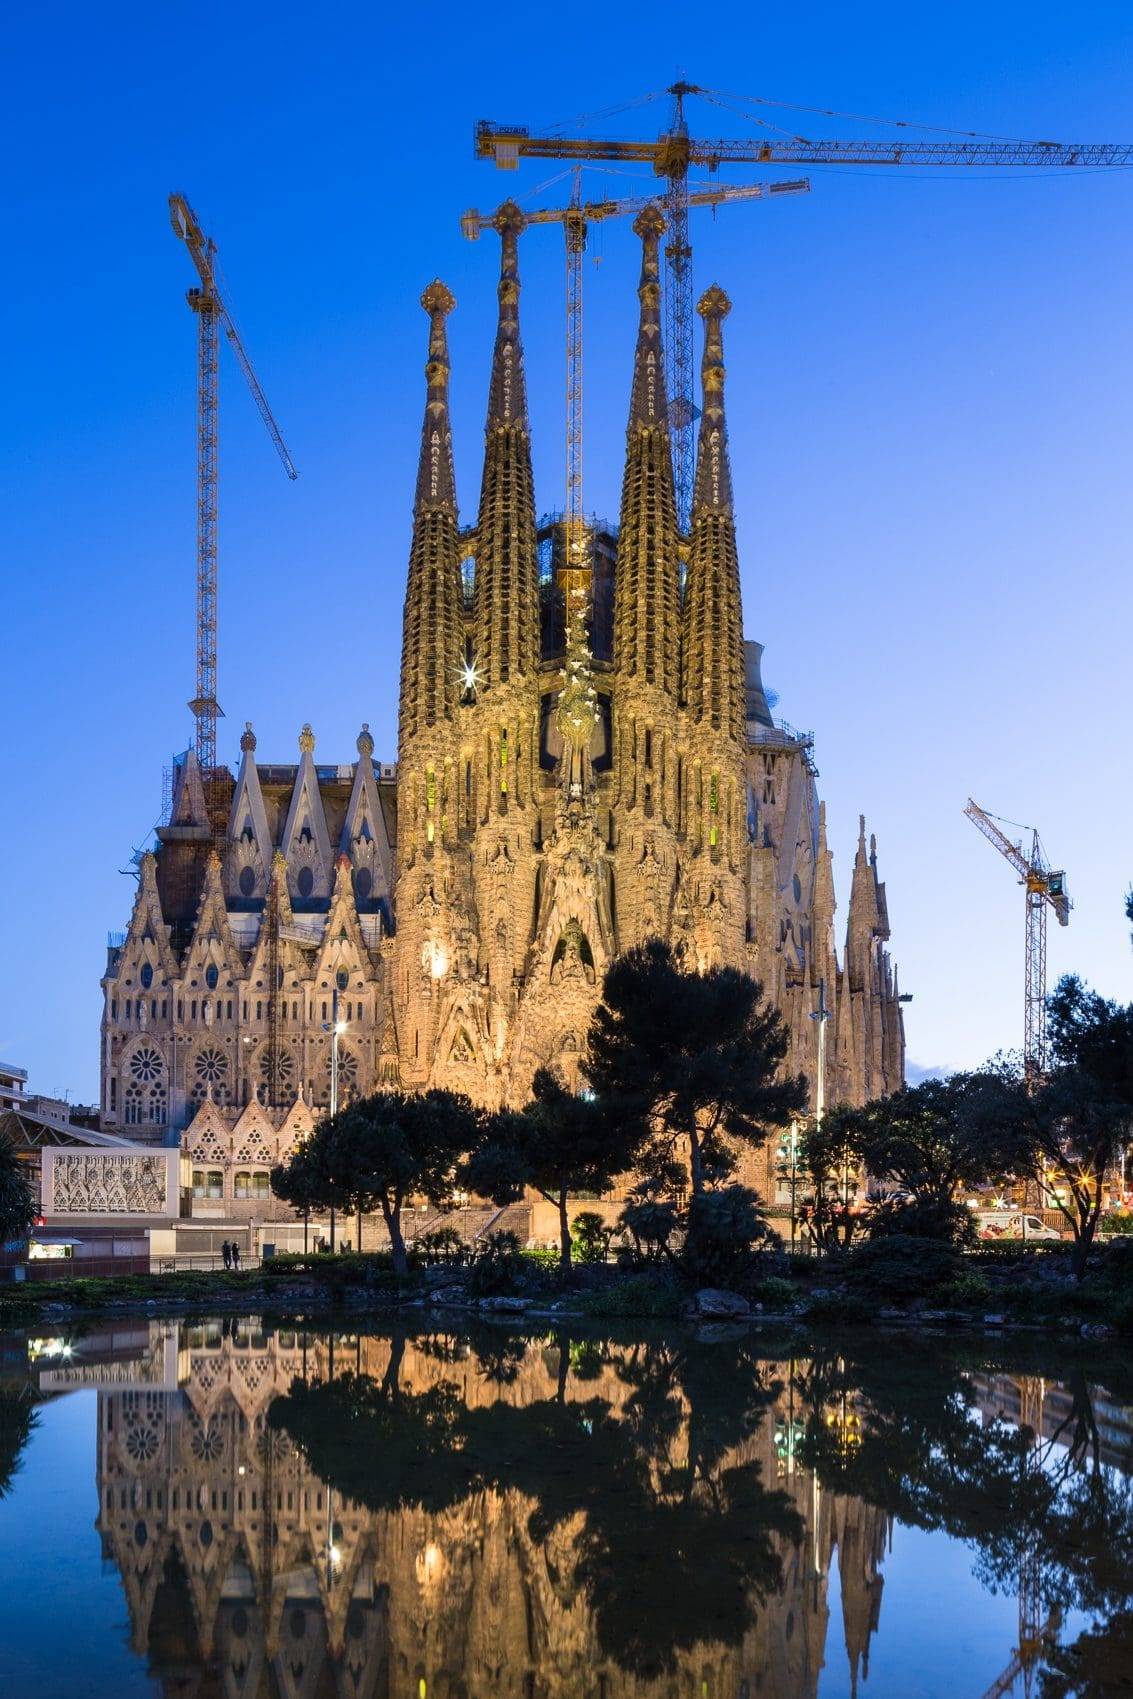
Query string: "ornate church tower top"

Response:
xmin=472 ymin=201 xmax=539 ymax=690
xmin=399 ymin=279 xmax=464 ymax=746
xmin=684 ymin=284 xmax=745 ymax=740
xmin=614 ymin=205 xmax=681 ymax=698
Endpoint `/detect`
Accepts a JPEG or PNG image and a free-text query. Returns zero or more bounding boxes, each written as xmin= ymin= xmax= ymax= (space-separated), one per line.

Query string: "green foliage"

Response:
xmin=0 ymin=1130 xmax=35 ymax=1245
xmin=273 ymin=1089 xmax=479 ymax=1275
xmin=467 ymin=1230 xmax=528 ymax=1297
xmin=967 ymin=1061 xmax=1130 ymax=1281
xmin=842 ymin=1233 xmax=963 ymax=1306
xmin=866 ymin=1193 xmax=980 ymax=1247
xmin=580 ymin=1274 xmax=682 ymax=1318
xmin=571 ymin=1211 xmax=611 ymax=1265
xmin=796 ymin=1107 xmax=867 ymax=1251
xmin=617 ymin=1197 xmax=680 ymax=1264
xmin=466 ymin=1069 xmax=643 ymax=1271
xmin=584 ymin=939 xmax=807 ymax=1195
xmin=418 ymin=1226 xmax=466 ymax=1264
xmin=1101 ymin=1210 xmax=1133 ymax=1236
xmin=937 ymin=1271 xmax=992 ymax=1309
xmin=847 ymin=1076 xmax=1009 ymax=1213
xmin=683 ymin=1185 xmax=781 ymax=1286
xmin=749 ymin=1274 xmax=798 ymax=1311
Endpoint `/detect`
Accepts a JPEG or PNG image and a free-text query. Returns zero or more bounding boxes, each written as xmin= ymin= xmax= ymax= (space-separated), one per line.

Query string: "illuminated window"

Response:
xmin=234 ymin=1170 xmax=270 ymax=1200
xmin=426 ymin=769 xmax=436 ymax=812
xmin=499 ymin=729 xmax=508 ymax=792
xmin=709 ymin=771 xmax=719 ymax=848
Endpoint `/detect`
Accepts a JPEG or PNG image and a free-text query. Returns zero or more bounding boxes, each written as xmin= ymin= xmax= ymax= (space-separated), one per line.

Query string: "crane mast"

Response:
xmin=462 ymin=174 xmax=808 ymax=573
xmin=168 ymin=193 xmax=297 ymax=836
xmin=964 ymin=799 xmax=1070 ymax=1079
xmin=475 ymin=87 xmax=1133 ymax=530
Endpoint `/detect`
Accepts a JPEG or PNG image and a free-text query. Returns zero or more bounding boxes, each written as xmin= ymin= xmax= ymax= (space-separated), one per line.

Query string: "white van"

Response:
xmin=975 ymin=1210 xmax=1061 ymax=1242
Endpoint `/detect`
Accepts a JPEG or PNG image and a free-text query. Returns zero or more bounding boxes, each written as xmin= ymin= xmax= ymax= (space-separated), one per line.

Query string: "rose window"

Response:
xmin=129 ymin=1045 xmax=164 ymax=1083
xmin=258 ymin=1045 xmax=297 ymax=1105
xmin=192 ymin=1046 xmax=230 ymax=1104
xmin=189 ymin=1414 xmax=224 ymax=1463
xmin=124 ymin=1417 xmax=159 ymax=1462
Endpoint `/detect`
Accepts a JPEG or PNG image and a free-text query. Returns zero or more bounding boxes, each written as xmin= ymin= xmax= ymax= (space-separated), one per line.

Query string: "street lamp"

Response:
xmin=809 ymin=978 xmax=838 ymax=1222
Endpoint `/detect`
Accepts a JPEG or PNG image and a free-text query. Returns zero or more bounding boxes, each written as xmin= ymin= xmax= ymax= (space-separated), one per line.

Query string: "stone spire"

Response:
xmin=683 ymin=285 xmax=745 ymax=738
xmin=472 ymin=202 xmax=539 ymax=689
xmin=399 ymin=281 xmax=464 ymax=745
xmin=614 ymin=205 xmax=681 ymax=697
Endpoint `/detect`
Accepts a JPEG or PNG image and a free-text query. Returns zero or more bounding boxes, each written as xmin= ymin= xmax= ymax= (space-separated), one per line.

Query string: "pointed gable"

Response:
xmin=183 ymin=851 xmax=245 ymax=991
xmin=226 ymin=722 xmax=272 ymax=901
xmin=280 ymin=725 xmax=333 ymax=902
xmin=113 ymin=852 xmax=179 ymax=987
xmin=170 ymin=748 xmax=210 ymax=829
xmin=341 ymin=725 xmax=394 ymax=911
xmin=314 ymin=856 xmax=375 ymax=988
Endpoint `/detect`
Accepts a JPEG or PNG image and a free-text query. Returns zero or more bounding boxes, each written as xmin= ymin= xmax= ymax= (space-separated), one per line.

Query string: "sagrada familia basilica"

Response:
xmin=100 ymin=202 xmax=904 ymax=1209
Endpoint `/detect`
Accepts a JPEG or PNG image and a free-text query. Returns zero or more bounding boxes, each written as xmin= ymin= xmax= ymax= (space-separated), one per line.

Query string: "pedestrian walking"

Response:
xmin=231 ymin=1241 xmax=241 ymax=1270
xmin=222 ymin=1240 xmax=232 ymax=1270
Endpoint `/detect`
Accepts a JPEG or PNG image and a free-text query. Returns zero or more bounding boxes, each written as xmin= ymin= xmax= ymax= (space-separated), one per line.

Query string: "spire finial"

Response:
xmin=415 ymin=281 xmax=457 ymax=510
xmin=692 ymin=284 xmax=734 ymax=513
xmin=627 ymin=204 xmax=668 ymax=430
xmin=356 ymin=722 xmax=374 ymax=758
xmin=298 ymin=723 xmax=315 ymax=755
xmin=240 ymin=721 xmax=257 ymax=754
xmin=485 ymin=202 xmax=527 ymax=428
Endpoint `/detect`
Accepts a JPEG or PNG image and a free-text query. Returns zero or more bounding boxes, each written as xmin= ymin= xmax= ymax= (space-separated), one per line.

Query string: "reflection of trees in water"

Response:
xmin=79 ymin=1318 xmax=1133 ymax=1697
xmin=270 ymin=1328 xmax=803 ymax=1679
xmin=0 ymin=1386 xmax=38 ymax=1500
xmin=794 ymin=1340 xmax=1133 ymax=1697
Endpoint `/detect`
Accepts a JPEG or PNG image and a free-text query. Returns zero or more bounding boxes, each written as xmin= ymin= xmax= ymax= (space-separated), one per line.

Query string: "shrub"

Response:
xmin=1102 ymin=1210 xmax=1133 ymax=1237
xmin=417 ymin=1227 xmax=465 ymax=1265
xmin=580 ymin=1273 xmax=681 ymax=1319
xmin=749 ymin=1274 xmax=798 ymax=1311
xmin=571 ymin=1211 xmax=611 ymax=1265
xmin=866 ymin=1195 xmax=978 ymax=1247
xmin=683 ymin=1185 xmax=781 ymax=1287
xmin=804 ymin=1291 xmax=873 ymax=1325
xmin=843 ymin=1233 xmax=963 ymax=1305
xmin=467 ymin=1230 xmax=527 ymax=1297
xmin=938 ymin=1271 xmax=992 ymax=1309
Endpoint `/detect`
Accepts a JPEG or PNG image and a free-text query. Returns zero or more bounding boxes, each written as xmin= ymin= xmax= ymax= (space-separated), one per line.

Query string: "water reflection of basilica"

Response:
xmin=93 ymin=1322 xmax=888 ymax=1698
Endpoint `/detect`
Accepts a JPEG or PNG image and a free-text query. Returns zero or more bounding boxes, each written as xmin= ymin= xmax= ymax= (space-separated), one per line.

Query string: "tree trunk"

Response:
xmin=688 ymin=1128 xmax=704 ymax=1195
xmin=384 ymin=1200 xmax=408 ymax=1278
xmin=558 ymin=1187 xmax=572 ymax=1274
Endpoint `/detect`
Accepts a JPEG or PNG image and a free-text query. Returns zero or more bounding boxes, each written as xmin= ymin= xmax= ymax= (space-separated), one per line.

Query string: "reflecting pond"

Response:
xmin=1 ymin=1317 xmax=1131 ymax=1698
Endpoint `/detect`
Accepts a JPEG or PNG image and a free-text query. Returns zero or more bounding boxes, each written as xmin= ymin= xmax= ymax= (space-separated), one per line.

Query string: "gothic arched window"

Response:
xmin=123 ymin=1084 xmax=143 ymax=1125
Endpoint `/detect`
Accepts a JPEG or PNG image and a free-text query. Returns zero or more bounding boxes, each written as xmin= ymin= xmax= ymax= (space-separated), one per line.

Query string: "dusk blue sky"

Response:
xmin=5 ymin=2 xmax=1132 ymax=1102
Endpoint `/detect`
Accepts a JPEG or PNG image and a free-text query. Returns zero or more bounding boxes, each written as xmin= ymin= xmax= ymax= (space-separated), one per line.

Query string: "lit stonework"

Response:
xmin=100 ymin=207 xmax=904 ymax=1202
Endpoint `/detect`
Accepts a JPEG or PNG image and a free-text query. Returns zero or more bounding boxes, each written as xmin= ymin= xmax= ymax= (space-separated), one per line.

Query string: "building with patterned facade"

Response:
xmin=99 ymin=201 xmax=904 ymax=1213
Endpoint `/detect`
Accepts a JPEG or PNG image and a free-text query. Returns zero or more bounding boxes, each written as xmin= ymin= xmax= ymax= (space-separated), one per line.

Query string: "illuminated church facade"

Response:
xmin=100 ymin=201 xmax=903 ymax=1208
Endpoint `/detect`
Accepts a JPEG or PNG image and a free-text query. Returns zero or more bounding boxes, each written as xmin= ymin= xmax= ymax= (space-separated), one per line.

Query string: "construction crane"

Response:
xmin=475 ymin=83 xmax=1133 ymax=531
xmin=964 ymin=800 xmax=1070 ymax=1079
xmin=461 ymin=175 xmax=809 ymax=575
xmin=168 ymin=193 xmax=298 ymax=832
